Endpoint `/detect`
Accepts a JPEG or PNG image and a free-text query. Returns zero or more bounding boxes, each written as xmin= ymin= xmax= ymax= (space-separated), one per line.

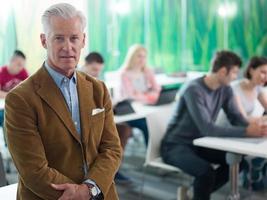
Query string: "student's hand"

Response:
xmin=261 ymin=124 xmax=267 ymax=136
xmin=246 ymin=121 xmax=267 ymax=137
xmin=51 ymin=183 xmax=90 ymax=200
xmin=144 ymin=92 xmax=159 ymax=104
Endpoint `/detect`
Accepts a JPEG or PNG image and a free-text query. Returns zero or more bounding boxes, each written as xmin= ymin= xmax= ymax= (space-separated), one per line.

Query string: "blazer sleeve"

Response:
xmin=5 ymin=92 xmax=75 ymax=200
xmin=85 ymin=82 xmax=122 ymax=198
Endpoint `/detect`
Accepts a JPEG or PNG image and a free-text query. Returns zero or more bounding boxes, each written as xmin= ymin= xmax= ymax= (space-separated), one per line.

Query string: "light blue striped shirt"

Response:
xmin=45 ymin=63 xmax=81 ymax=135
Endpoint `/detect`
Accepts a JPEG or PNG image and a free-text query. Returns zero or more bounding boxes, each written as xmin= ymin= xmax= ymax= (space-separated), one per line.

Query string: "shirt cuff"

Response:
xmin=83 ymin=179 xmax=102 ymax=195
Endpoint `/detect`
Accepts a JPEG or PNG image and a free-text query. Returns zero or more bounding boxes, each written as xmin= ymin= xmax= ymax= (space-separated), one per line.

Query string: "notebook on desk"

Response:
xmin=147 ymin=87 xmax=178 ymax=106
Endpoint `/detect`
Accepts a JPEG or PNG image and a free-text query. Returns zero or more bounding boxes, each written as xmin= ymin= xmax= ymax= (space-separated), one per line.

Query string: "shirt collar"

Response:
xmin=45 ymin=61 xmax=77 ymax=87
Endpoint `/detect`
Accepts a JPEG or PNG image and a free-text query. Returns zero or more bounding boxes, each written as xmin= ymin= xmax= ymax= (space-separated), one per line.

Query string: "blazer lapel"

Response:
xmin=34 ymin=66 xmax=81 ymax=143
xmin=76 ymin=73 xmax=94 ymax=144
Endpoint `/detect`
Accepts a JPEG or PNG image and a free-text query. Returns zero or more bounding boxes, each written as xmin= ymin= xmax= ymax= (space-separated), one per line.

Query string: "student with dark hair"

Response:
xmin=161 ymin=51 xmax=267 ymax=200
xmin=13 ymin=50 xmax=26 ymax=59
xmin=229 ymin=56 xmax=267 ymax=190
xmin=81 ymin=52 xmax=104 ymax=78
xmin=232 ymin=56 xmax=267 ymax=122
xmin=0 ymin=50 xmax=28 ymax=98
xmin=0 ymin=50 xmax=29 ymax=128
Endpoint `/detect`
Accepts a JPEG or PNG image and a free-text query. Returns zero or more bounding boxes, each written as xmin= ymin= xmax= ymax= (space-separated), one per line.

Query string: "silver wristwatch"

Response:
xmin=84 ymin=183 xmax=98 ymax=200
xmin=90 ymin=185 xmax=98 ymax=198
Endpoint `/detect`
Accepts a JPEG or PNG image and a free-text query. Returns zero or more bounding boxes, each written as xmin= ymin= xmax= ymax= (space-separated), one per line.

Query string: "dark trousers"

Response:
xmin=161 ymin=143 xmax=229 ymax=200
xmin=127 ymin=118 xmax=149 ymax=146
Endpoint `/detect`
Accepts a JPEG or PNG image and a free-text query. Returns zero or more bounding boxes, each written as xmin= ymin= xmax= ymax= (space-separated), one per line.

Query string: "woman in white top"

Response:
xmin=233 ymin=56 xmax=267 ymax=121
xmin=234 ymin=56 xmax=267 ymax=191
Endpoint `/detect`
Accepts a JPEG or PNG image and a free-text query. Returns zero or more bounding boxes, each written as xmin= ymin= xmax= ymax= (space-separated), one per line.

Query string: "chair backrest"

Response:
xmin=0 ymin=153 xmax=7 ymax=186
xmin=145 ymin=103 xmax=175 ymax=165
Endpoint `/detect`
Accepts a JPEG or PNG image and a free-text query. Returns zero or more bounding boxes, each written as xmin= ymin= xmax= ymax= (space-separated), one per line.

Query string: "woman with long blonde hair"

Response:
xmin=120 ymin=44 xmax=161 ymax=104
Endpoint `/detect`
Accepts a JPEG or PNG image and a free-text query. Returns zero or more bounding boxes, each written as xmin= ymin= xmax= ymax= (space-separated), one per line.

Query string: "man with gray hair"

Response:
xmin=5 ymin=3 xmax=122 ymax=200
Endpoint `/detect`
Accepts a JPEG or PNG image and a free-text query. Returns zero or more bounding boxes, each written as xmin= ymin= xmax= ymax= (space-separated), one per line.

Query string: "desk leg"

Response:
xmin=226 ymin=153 xmax=242 ymax=200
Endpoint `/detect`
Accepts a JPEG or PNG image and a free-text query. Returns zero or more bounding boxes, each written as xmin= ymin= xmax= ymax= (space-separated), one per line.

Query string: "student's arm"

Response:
xmin=184 ymin=86 xmax=247 ymax=137
xmin=145 ymin=68 xmax=161 ymax=93
xmin=258 ymin=91 xmax=267 ymax=110
xmin=222 ymin=87 xmax=248 ymax=126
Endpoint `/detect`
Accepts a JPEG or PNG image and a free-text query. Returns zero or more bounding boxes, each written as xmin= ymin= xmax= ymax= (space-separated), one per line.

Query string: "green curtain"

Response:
xmin=87 ymin=0 xmax=145 ymax=71
xmin=87 ymin=0 xmax=267 ymax=73
xmin=1 ymin=0 xmax=267 ymax=73
xmin=0 ymin=8 xmax=17 ymax=66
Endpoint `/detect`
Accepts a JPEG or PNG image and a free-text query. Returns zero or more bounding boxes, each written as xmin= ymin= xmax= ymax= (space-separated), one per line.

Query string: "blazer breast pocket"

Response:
xmin=91 ymin=110 xmax=105 ymax=122
xmin=90 ymin=111 xmax=105 ymax=141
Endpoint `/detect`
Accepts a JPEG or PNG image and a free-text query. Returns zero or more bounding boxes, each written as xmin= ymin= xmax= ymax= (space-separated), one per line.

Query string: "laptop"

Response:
xmin=148 ymin=86 xmax=179 ymax=106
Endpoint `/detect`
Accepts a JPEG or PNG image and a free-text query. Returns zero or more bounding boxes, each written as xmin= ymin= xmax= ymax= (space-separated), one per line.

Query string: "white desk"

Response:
xmin=194 ymin=137 xmax=267 ymax=200
xmin=194 ymin=137 xmax=267 ymax=158
xmin=0 ymin=99 xmax=4 ymax=110
xmin=114 ymin=102 xmax=170 ymax=124
xmin=0 ymin=183 xmax=17 ymax=199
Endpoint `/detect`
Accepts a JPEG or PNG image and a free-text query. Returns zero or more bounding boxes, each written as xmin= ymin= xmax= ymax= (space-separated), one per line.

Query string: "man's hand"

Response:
xmin=246 ymin=120 xmax=267 ymax=137
xmin=51 ymin=183 xmax=90 ymax=200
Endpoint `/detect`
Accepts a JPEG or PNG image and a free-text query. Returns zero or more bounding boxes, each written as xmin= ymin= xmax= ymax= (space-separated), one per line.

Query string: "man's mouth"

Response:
xmin=60 ymin=56 xmax=75 ymax=59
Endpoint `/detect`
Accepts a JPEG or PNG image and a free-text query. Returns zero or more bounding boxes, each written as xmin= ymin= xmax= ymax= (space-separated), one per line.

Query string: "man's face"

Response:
xmin=84 ymin=62 xmax=104 ymax=78
xmin=219 ymin=66 xmax=240 ymax=85
xmin=8 ymin=56 xmax=26 ymax=75
xmin=40 ymin=16 xmax=85 ymax=76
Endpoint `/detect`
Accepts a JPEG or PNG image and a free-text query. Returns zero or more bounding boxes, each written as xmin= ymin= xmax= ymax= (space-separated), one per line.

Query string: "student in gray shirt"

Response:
xmin=161 ymin=51 xmax=267 ymax=200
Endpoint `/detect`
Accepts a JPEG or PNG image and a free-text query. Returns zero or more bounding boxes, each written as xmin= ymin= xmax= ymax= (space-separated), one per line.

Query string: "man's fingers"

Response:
xmin=51 ymin=183 xmax=68 ymax=191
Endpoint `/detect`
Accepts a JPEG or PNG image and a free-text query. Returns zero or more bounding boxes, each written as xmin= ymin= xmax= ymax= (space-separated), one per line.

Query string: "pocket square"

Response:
xmin=92 ymin=108 xmax=105 ymax=116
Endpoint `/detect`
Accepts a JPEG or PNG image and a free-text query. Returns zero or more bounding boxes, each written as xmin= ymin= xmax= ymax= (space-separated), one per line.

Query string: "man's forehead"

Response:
xmin=52 ymin=32 xmax=82 ymax=36
xmin=230 ymin=66 xmax=240 ymax=72
xmin=49 ymin=16 xmax=83 ymax=30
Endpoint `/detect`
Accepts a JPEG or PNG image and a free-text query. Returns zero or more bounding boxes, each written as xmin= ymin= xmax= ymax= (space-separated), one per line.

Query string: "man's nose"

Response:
xmin=62 ymin=39 xmax=72 ymax=51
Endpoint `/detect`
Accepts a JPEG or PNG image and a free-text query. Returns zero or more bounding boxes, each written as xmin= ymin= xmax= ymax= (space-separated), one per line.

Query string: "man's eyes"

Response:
xmin=54 ymin=37 xmax=79 ymax=41
xmin=55 ymin=37 xmax=64 ymax=41
xmin=71 ymin=37 xmax=80 ymax=41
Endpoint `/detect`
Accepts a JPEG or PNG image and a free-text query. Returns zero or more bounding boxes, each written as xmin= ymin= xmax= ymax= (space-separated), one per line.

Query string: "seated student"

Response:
xmin=231 ymin=56 xmax=267 ymax=190
xmin=119 ymin=44 xmax=161 ymax=104
xmin=80 ymin=52 xmax=104 ymax=79
xmin=0 ymin=50 xmax=29 ymax=127
xmin=0 ymin=50 xmax=28 ymax=98
xmin=81 ymin=52 xmax=133 ymax=184
xmin=161 ymin=51 xmax=267 ymax=200
xmin=119 ymin=44 xmax=161 ymax=145
xmin=233 ymin=56 xmax=267 ymax=121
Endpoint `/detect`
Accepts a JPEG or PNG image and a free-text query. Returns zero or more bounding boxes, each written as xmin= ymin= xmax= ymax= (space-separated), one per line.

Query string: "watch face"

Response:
xmin=91 ymin=186 xmax=98 ymax=196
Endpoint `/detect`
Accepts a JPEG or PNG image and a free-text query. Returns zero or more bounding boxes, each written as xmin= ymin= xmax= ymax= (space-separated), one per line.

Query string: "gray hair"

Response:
xmin=41 ymin=3 xmax=86 ymax=35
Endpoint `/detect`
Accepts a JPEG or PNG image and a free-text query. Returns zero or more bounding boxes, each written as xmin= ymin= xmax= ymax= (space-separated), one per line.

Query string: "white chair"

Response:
xmin=144 ymin=105 xmax=181 ymax=173
xmin=0 ymin=153 xmax=8 ymax=186
xmin=142 ymin=103 xmax=189 ymax=200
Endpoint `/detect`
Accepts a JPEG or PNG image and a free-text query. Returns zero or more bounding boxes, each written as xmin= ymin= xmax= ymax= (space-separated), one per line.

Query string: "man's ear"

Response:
xmin=82 ymin=33 xmax=86 ymax=48
xmin=40 ymin=34 xmax=47 ymax=49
